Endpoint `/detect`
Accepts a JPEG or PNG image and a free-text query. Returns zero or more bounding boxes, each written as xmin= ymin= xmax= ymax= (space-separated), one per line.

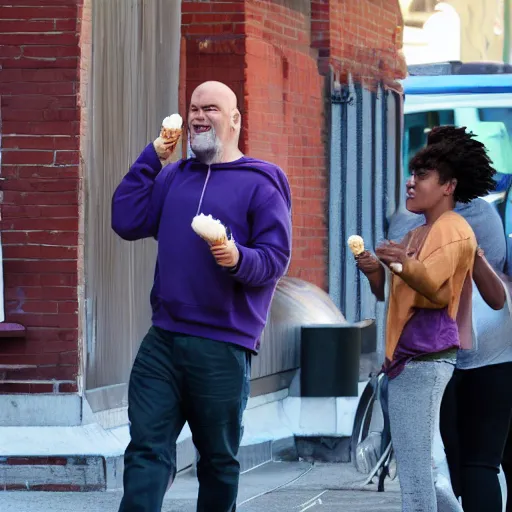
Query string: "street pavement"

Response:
xmin=0 ymin=462 xmax=402 ymax=512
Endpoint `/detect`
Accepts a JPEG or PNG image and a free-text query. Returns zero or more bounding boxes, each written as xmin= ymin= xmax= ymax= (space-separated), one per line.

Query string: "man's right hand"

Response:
xmin=355 ymin=251 xmax=381 ymax=274
xmin=153 ymin=136 xmax=175 ymax=163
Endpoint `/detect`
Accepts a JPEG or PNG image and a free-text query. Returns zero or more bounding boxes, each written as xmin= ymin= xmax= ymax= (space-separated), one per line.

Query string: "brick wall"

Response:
xmin=0 ymin=0 xmax=403 ymax=394
xmin=245 ymin=0 xmax=327 ymax=288
xmin=312 ymin=0 xmax=406 ymax=87
xmin=181 ymin=2 xmax=246 ymax=151
xmin=0 ymin=0 xmax=84 ymax=393
xmin=182 ymin=0 xmax=404 ymax=290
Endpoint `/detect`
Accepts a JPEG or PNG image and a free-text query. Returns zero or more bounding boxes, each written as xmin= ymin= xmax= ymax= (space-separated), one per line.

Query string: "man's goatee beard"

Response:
xmin=190 ymin=131 xmax=222 ymax=165
xmin=193 ymin=146 xmax=222 ymax=165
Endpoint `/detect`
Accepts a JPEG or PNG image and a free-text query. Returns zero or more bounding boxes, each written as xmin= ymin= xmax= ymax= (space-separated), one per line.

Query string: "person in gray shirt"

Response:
xmin=388 ymin=197 xmax=511 ymax=512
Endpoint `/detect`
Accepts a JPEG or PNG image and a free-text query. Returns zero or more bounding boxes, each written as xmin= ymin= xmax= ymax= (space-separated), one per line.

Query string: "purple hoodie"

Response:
xmin=112 ymin=143 xmax=292 ymax=352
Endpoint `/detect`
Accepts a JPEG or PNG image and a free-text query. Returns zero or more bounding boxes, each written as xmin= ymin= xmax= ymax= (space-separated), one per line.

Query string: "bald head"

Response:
xmin=192 ymin=81 xmax=238 ymax=110
xmin=188 ymin=81 xmax=242 ymax=164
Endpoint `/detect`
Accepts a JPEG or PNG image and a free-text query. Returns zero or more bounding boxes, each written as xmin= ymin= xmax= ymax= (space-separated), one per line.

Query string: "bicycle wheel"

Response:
xmin=351 ymin=375 xmax=385 ymax=474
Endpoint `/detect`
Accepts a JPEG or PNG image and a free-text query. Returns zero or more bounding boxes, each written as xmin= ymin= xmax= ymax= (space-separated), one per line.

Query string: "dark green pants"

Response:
xmin=118 ymin=326 xmax=251 ymax=512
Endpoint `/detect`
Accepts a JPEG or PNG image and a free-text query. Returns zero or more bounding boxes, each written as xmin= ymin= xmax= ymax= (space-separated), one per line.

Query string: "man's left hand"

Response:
xmin=211 ymin=241 xmax=240 ymax=269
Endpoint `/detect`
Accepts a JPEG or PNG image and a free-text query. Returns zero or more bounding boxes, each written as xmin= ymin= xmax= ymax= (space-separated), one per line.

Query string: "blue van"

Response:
xmin=402 ymin=62 xmax=512 ymax=270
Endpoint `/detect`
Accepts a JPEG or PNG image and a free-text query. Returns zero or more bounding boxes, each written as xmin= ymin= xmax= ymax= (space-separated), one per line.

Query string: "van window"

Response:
xmin=478 ymin=107 xmax=512 ymax=138
xmin=403 ymin=110 xmax=455 ymax=173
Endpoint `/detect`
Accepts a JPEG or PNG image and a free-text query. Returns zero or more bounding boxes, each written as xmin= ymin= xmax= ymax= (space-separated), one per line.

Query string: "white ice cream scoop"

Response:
xmin=191 ymin=214 xmax=228 ymax=246
xmin=347 ymin=235 xmax=365 ymax=256
xmin=162 ymin=114 xmax=183 ymax=130
xmin=390 ymin=262 xmax=403 ymax=274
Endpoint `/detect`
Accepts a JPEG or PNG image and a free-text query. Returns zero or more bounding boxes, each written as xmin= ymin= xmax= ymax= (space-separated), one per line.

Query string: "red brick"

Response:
xmin=0 ymin=354 xmax=59 ymax=366
xmin=7 ymin=314 xmax=78 ymax=329
xmin=0 ymin=68 xmax=78 ymax=83
xmin=58 ymin=382 xmax=78 ymax=393
xmin=0 ymin=383 xmax=54 ymax=394
xmin=2 ymin=230 xmax=78 ymax=246
xmin=58 ymin=302 xmax=78 ymax=314
xmin=0 ymin=33 xmax=78 ymax=46
xmin=40 ymin=274 xmax=77 ymax=287
xmin=2 ymin=179 xmax=78 ymax=193
xmin=6 ymin=365 xmax=78 ymax=381
xmin=55 ymin=19 xmax=77 ymax=31
xmin=58 ymin=350 xmax=78 ymax=365
xmin=0 ymin=6 xmax=78 ymax=20
xmin=1 ymin=135 xmax=78 ymax=150
xmin=2 ymin=164 xmax=19 ymax=178
xmin=5 ymin=282 xmax=77 ymax=300
xmin=17 ymin=165 xmax=79 ymax=179
xmin=2 ymin=121 xmax=79 ymax=136
xmin=15 ymin=0 xmax=79 ymax=5
xmin=3 ymin=191 xmax=77 ymax=206
xmin=1 ymin=151 xmax=54 ymax=166
xmin=0 ymin=82 xmax=75 ymax=96
xmin=0 ymin=56 xmax=79 ymax=69
xmin=3 ymin=260 xmax=78 ymax=275
xmin=3 ymin=245 xmax=77 ymax=260
xmin=0 ymin=20 xmax=56 ymax=32
xmin=24 ymin=328 xmax=77 ymax=343
xmin=192 ymin=13 xmax=244 ymax=24
xmin=2 ymin=205 xmax=78 ymax=219
xmin=0 ymin=45 xmax=23 ymax=58
xmin=2 ymin=96 xmax=79 ymax=115
xmin=1 ymin=107 xmax=78 ymax=122
xmin=8 ymin=301 xmax=59 ymax=314
xmin=0 ymin=341 xmax=43 ymax=356
xmin=41 ymin=340 xmax=79 ymax=353
xmin=182 ymin=2 xmax=213 ymax=14
xmin=55 ymin=151 xmax=80 ymax=165
xmin=5 ymin=286 xmax=77 ymax=301
xmin=2 ymin=218 xmax=78 ymax=231
xmin=4 ymin=274 xmax=41 ymax=287
xmin=22 ymin=45 xmax=80 ymax=58
xmin=210 ymin=2 xmax=244 ymax=13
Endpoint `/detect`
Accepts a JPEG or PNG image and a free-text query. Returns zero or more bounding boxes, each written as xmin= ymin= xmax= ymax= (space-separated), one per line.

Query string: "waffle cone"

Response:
xmin=203 ymin=234 xmax=228 ymax=247
xmin=159 ymin=127 xmax=182 ymax=153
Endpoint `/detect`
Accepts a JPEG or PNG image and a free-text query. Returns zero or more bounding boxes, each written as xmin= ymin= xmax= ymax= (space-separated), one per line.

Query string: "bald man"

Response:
xmin=112 ymin=81 xmax=292 ymax=511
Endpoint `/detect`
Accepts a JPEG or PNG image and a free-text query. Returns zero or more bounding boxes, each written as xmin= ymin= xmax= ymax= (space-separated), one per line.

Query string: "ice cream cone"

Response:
xmin=206 ymin=235 xmax=228 ymax=247
xmin=159 ymin=114 xmax=183 ymax=155
xmin=191 ymin=214 xmax=228 ymax=246
xmin=390 ymin=262 xmax=403 ymax=274
xmin=347 ymin=235 xmax=365 ymax=256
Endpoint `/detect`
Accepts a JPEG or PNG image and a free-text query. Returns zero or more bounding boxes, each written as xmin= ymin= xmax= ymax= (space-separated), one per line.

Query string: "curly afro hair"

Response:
xmin=409 ymin=125 xmax=497 ymax=203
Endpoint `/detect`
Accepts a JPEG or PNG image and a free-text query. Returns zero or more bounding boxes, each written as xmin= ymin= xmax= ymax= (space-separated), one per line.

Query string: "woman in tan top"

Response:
xmin=356 ymin=126 xmax=501 ymax=511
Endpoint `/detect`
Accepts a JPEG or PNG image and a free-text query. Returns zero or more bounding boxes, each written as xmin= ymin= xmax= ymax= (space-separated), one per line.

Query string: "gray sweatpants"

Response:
xmin=388 ymin=361 xmax=463 ymax=512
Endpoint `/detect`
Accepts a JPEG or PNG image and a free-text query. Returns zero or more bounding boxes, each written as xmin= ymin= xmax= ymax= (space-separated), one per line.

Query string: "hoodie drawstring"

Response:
xmin=196 ymin=166 xmax=211 ymax=216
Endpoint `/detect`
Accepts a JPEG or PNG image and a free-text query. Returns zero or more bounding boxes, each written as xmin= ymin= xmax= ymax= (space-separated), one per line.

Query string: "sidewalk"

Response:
xmin=0 ymin=462 xmax=401 ymax=512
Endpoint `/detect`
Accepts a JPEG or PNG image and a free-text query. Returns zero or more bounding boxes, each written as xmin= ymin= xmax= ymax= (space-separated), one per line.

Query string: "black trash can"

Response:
xmin=300 ymin=321 xmax=375 ymax=397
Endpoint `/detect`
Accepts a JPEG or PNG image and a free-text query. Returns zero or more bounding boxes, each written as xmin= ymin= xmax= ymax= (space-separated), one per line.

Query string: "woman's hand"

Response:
xmin=355 ymin=250 xmax=385 ymax=301
xmin=375 ymin=241 xmax=409 ymax=267
xmin=355 ymin=251 xmax=381 ymax=274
